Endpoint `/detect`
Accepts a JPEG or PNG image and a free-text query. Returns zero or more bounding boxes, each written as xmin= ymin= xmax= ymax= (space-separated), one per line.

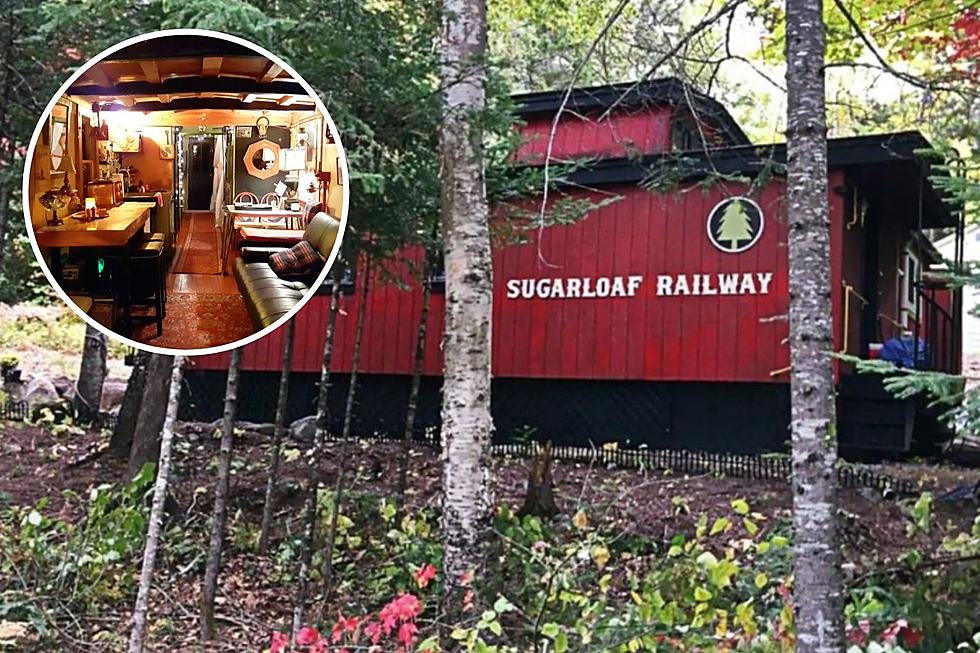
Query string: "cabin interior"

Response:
xmin=27 ymin=36 xmax=343 ymax=350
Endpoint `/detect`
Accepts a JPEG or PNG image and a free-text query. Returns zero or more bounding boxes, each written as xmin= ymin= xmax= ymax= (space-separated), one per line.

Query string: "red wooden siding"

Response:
xmin=515 ymin=109 xmax=672 ymax=164
xmin=195 ymin=175 xmax=848 ymax=384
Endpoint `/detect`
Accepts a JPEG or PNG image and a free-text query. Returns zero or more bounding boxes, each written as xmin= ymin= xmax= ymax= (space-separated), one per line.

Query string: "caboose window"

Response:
xmin=900 ymin=249 xmax=920 ymax=326
xmin=670 ymin=119 xmax=700 ymax=151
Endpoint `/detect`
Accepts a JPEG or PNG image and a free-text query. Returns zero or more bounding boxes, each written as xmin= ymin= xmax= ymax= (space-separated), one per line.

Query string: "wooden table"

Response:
xmin=34 ymin=202 xmax=155 ymax=249
xmin=220 ymin=205 xmax=304 ymax=273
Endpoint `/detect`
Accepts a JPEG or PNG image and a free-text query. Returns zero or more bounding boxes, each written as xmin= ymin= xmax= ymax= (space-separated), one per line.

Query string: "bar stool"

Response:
xmin=109 ymin=240 xmax=166 ymax=337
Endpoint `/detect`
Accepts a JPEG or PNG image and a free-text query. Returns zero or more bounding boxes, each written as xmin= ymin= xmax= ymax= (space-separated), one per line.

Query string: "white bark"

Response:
xmin=127 ymin=356 xmax=185 ymax=653
xmin=439 ymin=0 xmax=493 ymax=616
xmin=200 ymin=347 xmax=243 ymax=641
xmin=785 ymin=1 xmax=844 ymax=652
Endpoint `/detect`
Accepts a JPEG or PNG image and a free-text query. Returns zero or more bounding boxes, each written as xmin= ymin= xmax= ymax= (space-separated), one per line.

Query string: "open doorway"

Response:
xmin=185 ymin=134 xmax=215 ymax=211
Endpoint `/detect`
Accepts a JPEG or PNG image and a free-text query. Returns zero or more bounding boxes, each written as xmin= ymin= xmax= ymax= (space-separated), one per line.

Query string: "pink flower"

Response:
xmin=270 ymin=631 xmax=288 ymax=653
xmin=398 ymin=621 xmax=418 ymax=647
xmin=296 ymin=626 xmax=321 ymax=645
xmin=365 ymin=620 xmax=382 ymax=644
xmin=414 ymin=563 xmax=438 ymax=588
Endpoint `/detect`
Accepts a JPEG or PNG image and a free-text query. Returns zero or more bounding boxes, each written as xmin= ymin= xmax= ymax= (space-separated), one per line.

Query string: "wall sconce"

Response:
xmin=256 ymin=115 xmax=270 ymax=137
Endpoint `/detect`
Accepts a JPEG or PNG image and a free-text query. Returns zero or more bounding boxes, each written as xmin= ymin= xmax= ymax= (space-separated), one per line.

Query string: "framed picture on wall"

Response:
xmin=236 ymin=126 xmax=253 ymax=138
xmin=336 ymin=156 xmax=342 ymax=186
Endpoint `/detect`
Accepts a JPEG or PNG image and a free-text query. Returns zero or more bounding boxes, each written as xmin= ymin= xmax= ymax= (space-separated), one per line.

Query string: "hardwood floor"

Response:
xmin=131 ymin=210 xmax=253 ymax=350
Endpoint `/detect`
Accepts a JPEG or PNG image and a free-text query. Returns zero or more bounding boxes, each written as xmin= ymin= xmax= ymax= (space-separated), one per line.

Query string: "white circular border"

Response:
xmin=705 ymin=196 xmax=764 ymax=254
xmin=22 ymin=28 xmax=350 ymax=357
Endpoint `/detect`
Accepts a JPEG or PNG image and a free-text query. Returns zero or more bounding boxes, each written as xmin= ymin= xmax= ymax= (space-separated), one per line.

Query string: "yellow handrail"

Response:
xmin=839 ymin=282 xmax=869 ymax=355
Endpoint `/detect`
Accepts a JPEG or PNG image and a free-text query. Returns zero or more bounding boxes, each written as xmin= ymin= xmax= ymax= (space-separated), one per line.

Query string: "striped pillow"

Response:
xmin=270 ymin=241 xmax=321 ymax=277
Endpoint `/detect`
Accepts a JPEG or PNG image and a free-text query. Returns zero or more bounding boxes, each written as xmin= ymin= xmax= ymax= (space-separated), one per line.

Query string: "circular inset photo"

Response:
xmin=22 ymin=29 xmax=348 ymax=355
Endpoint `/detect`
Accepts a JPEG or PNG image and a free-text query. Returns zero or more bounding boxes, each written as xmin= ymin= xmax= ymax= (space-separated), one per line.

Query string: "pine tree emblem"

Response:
xmin=716 ymin=200 xmax=753 ymax=249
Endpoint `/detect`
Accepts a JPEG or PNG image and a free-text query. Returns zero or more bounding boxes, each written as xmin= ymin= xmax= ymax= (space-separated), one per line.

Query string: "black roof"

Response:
xmin=540 ymin=130 xmax=958 ymax=228
xmin=511 ymin=78 xmax=752 ymax=148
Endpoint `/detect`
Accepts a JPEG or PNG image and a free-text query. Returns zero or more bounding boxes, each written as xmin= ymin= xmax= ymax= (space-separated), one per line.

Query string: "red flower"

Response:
xmin=463 ymin=590 xmax=475 ymax=612
xmin=414 ymin=563 xmax=438 ymax=588
xmin=332 ymin=613 xmax=360 ymax=643
xmin=846 ymin=619 xmax=871 ymax=645
xmin=398 ymin=621 xmax=419 ymax=647
xmin=379 ymin=593 xmax=422 ymax=633
xmin=296 ymin=626 xmax=321 ymax=646
xmin=270 ymin=631 xmax=288 ymax=653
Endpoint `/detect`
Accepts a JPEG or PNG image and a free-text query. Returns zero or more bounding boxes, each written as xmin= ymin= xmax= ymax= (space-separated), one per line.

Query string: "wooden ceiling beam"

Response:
xmin=86 ymin=67 xmax=113 ymax=88
xmin=139 ymin=61 xmax=161 ymax=83
xmin=259 ymin=62 xmax=283 ymax=83
xmin=98 ymin=97 xmax=312 ymax=112
xmin=68 ymin=77 xmax=307 ymax=97
xmin=202 ymin=56 xmax=223 ymax=77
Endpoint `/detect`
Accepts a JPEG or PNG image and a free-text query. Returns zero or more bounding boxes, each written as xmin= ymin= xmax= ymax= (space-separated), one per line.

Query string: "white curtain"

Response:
xmin=210 ymin=134 xmax=225 ymax=227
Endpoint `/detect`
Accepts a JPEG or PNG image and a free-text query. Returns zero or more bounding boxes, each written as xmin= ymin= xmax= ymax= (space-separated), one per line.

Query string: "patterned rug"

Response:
xmin=132 ymin=292 xmax=254 ymax=350
xmin=173 ymin=212 xmax=221 ymax=275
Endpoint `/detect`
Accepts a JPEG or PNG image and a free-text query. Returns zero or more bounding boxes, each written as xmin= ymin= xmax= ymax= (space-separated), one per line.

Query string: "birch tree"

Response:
xmin=73 ymin=324 xmax=107 ymax=422
xmin=438 ymin=0 xmax=494 ymax=616
xmin=785 ymin=1 xmax=844 ymax=652
xmin=126 ymin=356 xmax=184 ymax=653
xmin=259 ymin=317 xmax=296 ymax=554
xmin=200 ymin=348 xmax=243 ymax=641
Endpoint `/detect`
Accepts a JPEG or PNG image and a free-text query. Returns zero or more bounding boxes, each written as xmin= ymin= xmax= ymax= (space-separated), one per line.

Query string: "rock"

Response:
xmin=289 ymin=415 xmax=317 ymax=443
xmin=100 ymin=379 xmax=128 ymax=411
xmin=239 ymin=420 xmax=276 ymax=436
xmin=22 ymin=377 xmax=60 ymax=412
xmin=51 ymin=375 xmax=74 ymax=399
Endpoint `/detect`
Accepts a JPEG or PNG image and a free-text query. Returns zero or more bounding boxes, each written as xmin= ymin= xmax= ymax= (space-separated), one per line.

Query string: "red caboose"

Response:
xmin=189 ymin=79 xmax=965 ymax=455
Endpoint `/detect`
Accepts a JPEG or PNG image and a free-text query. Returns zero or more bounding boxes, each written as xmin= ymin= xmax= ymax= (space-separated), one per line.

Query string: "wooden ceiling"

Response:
xmin=67 ymin=36 xmax=317 ymax=113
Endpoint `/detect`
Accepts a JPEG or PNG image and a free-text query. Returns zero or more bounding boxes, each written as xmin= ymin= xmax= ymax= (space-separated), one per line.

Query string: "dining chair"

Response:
xmin=235 ymin=191 xmax=259 ymax=204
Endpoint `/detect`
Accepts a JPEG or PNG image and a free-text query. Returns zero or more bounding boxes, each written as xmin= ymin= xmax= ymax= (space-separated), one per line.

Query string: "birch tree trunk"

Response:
xmin=126 ymin=356 xmax=184 ymax=653
xmin=397 ymin=258 xmax=433 ymax=502
xmin=259 ymin=317 xmax=296 ymax=554
xmin=200 ymin=348 xmax=243 ymax=641
xmin=128 ymin=354 xmax=174 ymax=480
xmin=785 ymin=1 xmax=844 ymax=652
xmin=292 ymin=270 xmax=342 ymax=639
xmin=438 ymin=0 xmax=493 ymax=617
xmin=110 ymin=350 xmax=150 ymax=458
xmin=320 ymin=257 xmax=371 ymax=598
xmin=73 ymin=324 xmax=108 ymax=422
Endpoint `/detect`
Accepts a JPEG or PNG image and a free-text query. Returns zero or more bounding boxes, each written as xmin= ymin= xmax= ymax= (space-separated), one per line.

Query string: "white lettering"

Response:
xmin=536 ymin=278 xmax=552 ymax=299
xmin=596 ymin=277 xmax=611 ymax=297
xmin=674 ymin=275 xmax=690 ymax=295
xmin=551 ymin=278 xmax=565 ymax=298
xmin=739 ymin=274 xmax=756 ymax=294
xmin=611 ymin=277 xmax=626 ymax=297
xmin=582 ymin=278 xmax=596 ymax=298
xmin=502 ymin=272 xmax=774 ymax=300
xmin=718 ymin=273 xmax=739 ymax=295
xmin=701 ymin=274 xmax=717 ymax=295
xmin=628 ymin=275 xmax=643 ymax=296
xmin=756 ymin=272 xmax=773 ymax=294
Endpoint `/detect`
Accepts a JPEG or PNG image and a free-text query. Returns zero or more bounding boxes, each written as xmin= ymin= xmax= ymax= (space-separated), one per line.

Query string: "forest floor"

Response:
xmin=1 ymin=419 xmax=978 ymax=651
